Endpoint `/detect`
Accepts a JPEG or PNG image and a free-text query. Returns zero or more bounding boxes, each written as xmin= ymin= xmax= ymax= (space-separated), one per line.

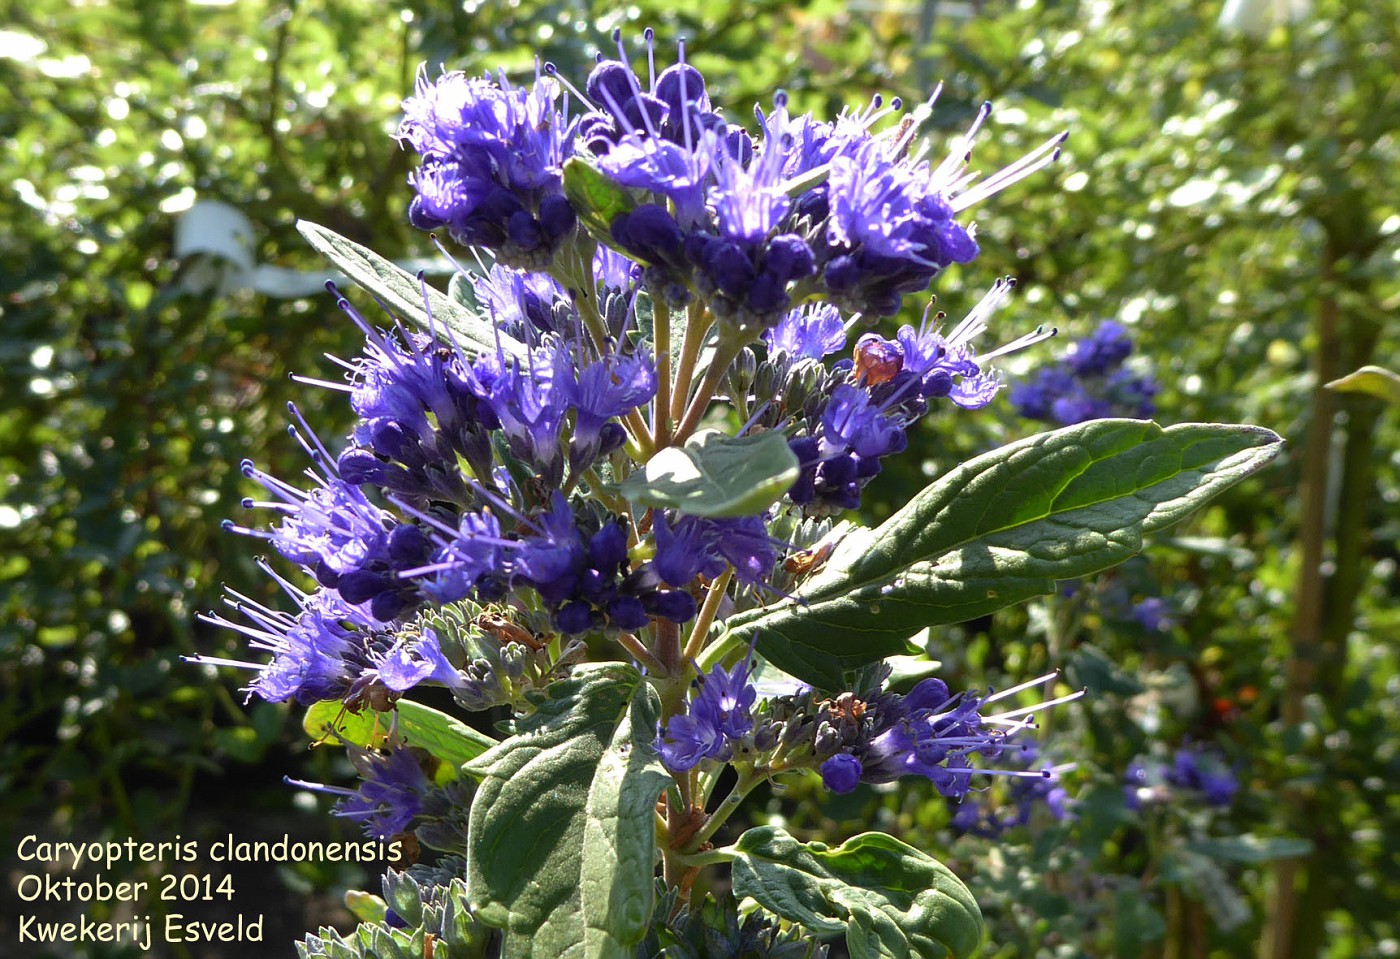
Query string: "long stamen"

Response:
xmin=542 ymin=62 xmax=593 ymax=110
xmin=287 ymin=403 xmax=337 ymax=466
xmin=988 ymin=689 xmax=1086 ymax=722
xmin=946 ymin=276 xmax=1017 ymax=346
xmin=950 ymin=131 xmax=1068 ymax=212
xmin=929 ymin=100 xmax=992 ymax=188
xmin=981 ymin=670 xmax=1061 ymax=706
xmin=677 ymin=39 xmax=694 ymax=155
xmin=290 ymin=374 xmax=353 ymax=393
xmin=644 ymin=27 xmax=656 ymax=88
xmin=980 ymin=325 xmax=1058 ymax=363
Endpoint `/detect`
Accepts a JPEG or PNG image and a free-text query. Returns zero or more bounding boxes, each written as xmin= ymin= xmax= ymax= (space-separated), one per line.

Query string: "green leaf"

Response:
xmin=464 ymin=663 xmax=665 ymax=959
xmin=619 ymin=429 xmax=801 ymax=518
xmin=302 ymin=700 xmax=497 ymax=769
xmin=344 ymin=891 xmax=388 ymax=924
xmin=1186 ymin=835 xmax=1315 ymax=863
xmin=448 ymin=269 xmax=480 ymax=312
xmin=1325 ymin=365 xmax=1400 ymax=405
xmin=398 ymin=700 xmax=499 ymax=769
xmin=562 ymin=156 xmax=638 ymax=254
xmin=295 ymin=219 xmax=522 ymax=358
xmin=303 ymin=700 xmax=389 ymax=749
xmin=1067 ymin=643 xmax=1146 ymax=696
xmin=1113 ymin=888 xmax=1165 ymax=957
xmin=582 ymin=681 xmax=672 ymax=958
xmin=727 ymin=420 xmax=1283 ymax=688
xmin=731 ymin=826 xmax=983 ymax=959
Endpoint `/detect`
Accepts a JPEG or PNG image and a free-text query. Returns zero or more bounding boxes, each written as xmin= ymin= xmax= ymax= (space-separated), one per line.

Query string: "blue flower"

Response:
xmin=819 ymin=753 xmax=864 ymax=794
xmin=471 ymin=264 xmax=573 ymax=337
xmin=1103 ymin=366 xmax=1158 ymax=418
xmin=512 ymin=492 xmax=586 ymax=604
xmin=567 ymin=349 xmax=657 ymax=469
xmin=1066 ymin=320 xmax=1133 ymax=377
xmin=592 ymin=243 xmax=642 ymax=292
xmin=657 ymin=658 xmax=758 ymax=772
xmin=788 ymin=98 xmax=1065 ymax=318
xmin=470 ymin=340 xmax=574 ymax=488
xmin=709 ymin=102 xmax=792 ymax=244
xmin=289 ymin=745 xmax=431 ymax=840
xmin=819 ymin=674 xmax=1081 ymax=800
xmin=821 ymin=384 xmax=908 ymax=459
xmin=1011 ymin=319 xmax=1157 ymax=425
xmin=577 ymin=35 xmax=733 ymax=224
xmin=196 ymin=581 xmax=419 ymax=708
xmin=1131 ymin=597 xmax=1173 ymax=632
xmin=329 ymin=295 xmax=494 ymax=504
xmin=372 ymin=629 xmax=464 ymax=693
xmin=1168 ymin=747 xmax=1239 ymax=807
xmin=1124 ymin=747 xmax=1239 ymax=809
xmin=816 ymin=139 xmax=978 ymax=317
xmin=656 ymin=711 xmax=724 ymax=772
xmin=230 ymin=458 xmax=429 ymax=622
xmin=786 ymin=376 xmax=914 ymax=513
xmin=1008 ymin=366 xmax=1076 ymax=421
xmin=896 ymin=278 xmax=1036 ymax=410
xmin=472 ymin=493 xmax=696 ymax=634
xmin=576 ymin=43 xmax=816 ymax=325
xmin=763 ymin=303 xmax=847 ymax=362
xmin=948 ymin=742 xmax=1075 ymax=836
xmin=652 ymin=513 xmax=778 ymax=588
xmin=651 ymin=511 xmax=720 ymax=586
xmin=415 ymin=510 xmax=512 ymax=605
xmin=1050 ymin=384 xmax=1112 ymax=425
xmin=399 ymin=68 xmax=576 ymax=265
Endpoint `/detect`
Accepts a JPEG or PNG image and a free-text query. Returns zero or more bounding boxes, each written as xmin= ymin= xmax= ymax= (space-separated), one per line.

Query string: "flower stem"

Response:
xmin=683 ymin=568 xmax=733 ymax=662
xmin=672 ymin=845 xmax=739 ymax=868
xmin=673 ymin=340 xmax=742 ymax=444
xmin=616 ymin=631 xmax=667 ymax=675
xmin=653 ymin=304 xmax=673 ymax=447
xmin=581 ymin=467 xmax=628 ymax=515
xmin=624 ymin=408 xmax=655 ymax=457
xmin=685 ymin=768 xmax=761 ymax=852
xmin=653 ymin=618 xmax=682 ymax=678
xmin=669 ymin=301 xmax=712 ymax=425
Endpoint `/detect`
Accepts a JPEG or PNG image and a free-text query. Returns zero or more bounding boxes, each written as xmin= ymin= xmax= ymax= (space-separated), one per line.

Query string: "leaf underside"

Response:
xmin=620 ymin=429 xmax=801 ymax=518
xmin=296 ymin=218 xmax=523 ymax=358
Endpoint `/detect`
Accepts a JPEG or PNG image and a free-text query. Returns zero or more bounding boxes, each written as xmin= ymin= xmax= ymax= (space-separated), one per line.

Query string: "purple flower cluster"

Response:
xmin=657 ymin=658 xmax=758 ymax=771
xmin=399 ymin=68 xmax=576 ymax=266
xmin=652 ymin=513 xmax=779 ymax=589
xmin=421 ymin=492 xmax=697 ymax=634
xmin=784 ymin=280 xmax=1051 ymax=512
xmin=1011 ymin=320 xmax=1157 ymax=425
xmin=814 ymin=675 xmax=1077 ymax=800
xmin=196 ymin=570 xmax=467 ymax=707
xmin=289 ymin=744 xmax=432 ymax=840
xmin=1124 ymin=746 xmax=1239 ymax=809
xmin=654 ymin=661 xmax=1083 ymax=797
xmin=403 ymin=31 xmax=1062 ymax=331
xmin=233 ymin=265 xmax=688 ymax=628
xmin=229 ymin=459 xmax=432 ymax=623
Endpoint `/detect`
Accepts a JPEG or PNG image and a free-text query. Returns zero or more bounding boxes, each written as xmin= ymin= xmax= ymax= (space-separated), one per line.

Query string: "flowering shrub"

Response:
xmin=198 ymin=31 xmax=1281 ymax=959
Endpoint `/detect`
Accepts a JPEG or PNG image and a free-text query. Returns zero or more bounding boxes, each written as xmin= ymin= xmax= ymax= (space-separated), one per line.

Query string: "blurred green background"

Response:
xmin=2 ymin=0 xmax=1396 ymax=956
